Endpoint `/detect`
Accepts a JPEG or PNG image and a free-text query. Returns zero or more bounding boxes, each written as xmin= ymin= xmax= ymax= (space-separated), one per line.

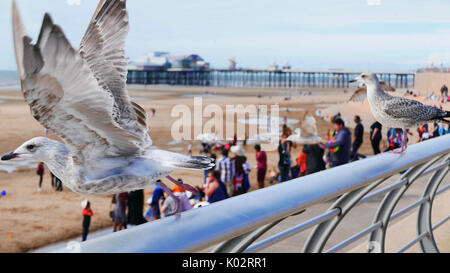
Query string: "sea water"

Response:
xmin=0 ymin=71 xmax=19 ymax=88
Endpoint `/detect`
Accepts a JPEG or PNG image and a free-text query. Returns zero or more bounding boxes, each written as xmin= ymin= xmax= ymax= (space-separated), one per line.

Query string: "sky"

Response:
xmin=2 ymin=0 xmax=450 ymax=71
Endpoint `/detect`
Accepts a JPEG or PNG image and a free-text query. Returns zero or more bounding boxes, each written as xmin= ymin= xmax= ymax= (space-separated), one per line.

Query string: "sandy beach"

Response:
xmin=0 ymin=85 xmax=447 ymax=253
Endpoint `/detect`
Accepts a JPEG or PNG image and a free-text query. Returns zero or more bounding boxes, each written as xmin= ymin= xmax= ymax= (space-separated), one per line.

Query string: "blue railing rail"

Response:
xmin=55 ymin=134 xmax=450 ymax=253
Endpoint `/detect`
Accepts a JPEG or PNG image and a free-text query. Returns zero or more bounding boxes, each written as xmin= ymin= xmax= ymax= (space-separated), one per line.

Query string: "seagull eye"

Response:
xmin=27 ymin=145 xmax=36 ymax=151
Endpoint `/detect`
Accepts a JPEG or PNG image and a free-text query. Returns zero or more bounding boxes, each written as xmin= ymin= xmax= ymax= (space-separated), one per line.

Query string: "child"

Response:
xmin=268 ymin=169 xmax=279 ymax=184
xmin=81 ymin=200 xmax=93 ymax=242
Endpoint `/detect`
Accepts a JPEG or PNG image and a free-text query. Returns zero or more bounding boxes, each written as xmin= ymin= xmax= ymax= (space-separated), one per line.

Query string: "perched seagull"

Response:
xmin=2 ymin=0 xmax=213 ymax=200
xmin=350 ymin=73 xmax=450 ymax=153
xmin=287 ymin=114 xmax=323 ymax=144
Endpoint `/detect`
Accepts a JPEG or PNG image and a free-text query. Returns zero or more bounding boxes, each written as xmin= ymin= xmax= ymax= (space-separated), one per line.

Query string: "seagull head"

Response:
xmin=1 ymin=137 xmax=55 ymax=161
xmin=350 ymin=73 xmax=379 ymax=86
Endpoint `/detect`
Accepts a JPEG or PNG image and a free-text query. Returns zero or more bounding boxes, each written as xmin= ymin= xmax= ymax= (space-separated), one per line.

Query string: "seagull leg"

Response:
xmin=156 ymin=181 xmax=181 ymax=215
xmin=390 ymin=129 xmax=408 ymax=153
xmin=166 ymin=175 xmax=200 ymax=196
xmin=401 ymin=129 xmax=408 ymax=152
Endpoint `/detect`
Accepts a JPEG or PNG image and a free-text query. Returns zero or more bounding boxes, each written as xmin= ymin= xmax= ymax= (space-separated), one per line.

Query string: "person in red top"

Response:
xmin=296 ymin=151 xmax=307 ymax=177
xmin=255 ymin=145 xmax=268 ymax=189
xmin=37 ymin=162 xmax=45 ymax=192
xmin=81 ymin=200 xmax=94 ymax=242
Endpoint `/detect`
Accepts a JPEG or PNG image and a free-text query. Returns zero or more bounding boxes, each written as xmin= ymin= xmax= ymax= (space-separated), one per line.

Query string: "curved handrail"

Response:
xmin=54 ymin=134 xmax=450 ymax=253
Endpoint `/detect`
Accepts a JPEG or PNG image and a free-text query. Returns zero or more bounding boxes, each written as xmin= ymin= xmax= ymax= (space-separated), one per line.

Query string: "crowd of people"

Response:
xmin=42 ymin=105 xmax=450 ymax=242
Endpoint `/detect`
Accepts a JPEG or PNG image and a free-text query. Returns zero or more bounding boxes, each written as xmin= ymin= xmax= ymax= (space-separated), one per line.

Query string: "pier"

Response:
xmin=127 ymin=69 xmax=415 ymax=89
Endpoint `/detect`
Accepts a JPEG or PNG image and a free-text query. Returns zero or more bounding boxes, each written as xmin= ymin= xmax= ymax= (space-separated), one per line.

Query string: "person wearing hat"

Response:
xmin=81 ymin=200 xmax=93 ymax=242
xmin=172 ymin=179 xmax=193 ymax=212
xmin=230 ymin=146 xmax=247 ymax=195
xmin=351 ymin=116 xmax=366 ymax=161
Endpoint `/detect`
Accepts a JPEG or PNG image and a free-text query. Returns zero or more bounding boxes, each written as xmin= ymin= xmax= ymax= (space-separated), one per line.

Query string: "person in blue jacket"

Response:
xmin=320 ymin=118 xmax=352 ymax=168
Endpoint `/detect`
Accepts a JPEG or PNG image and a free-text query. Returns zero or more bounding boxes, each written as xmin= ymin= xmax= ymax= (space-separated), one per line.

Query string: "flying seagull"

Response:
xmin=2 ymin=0 xmax=213 ymax=201
xmin=350 ymin=73 xmax=450 ymax=153
xmin=287 ymin=113 xmax=323 ymax=144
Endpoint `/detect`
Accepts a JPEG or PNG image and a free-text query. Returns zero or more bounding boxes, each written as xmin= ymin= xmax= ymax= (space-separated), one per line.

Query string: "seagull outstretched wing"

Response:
xmin=348 ymin=87 xmax=367 ymax=103
xmin=12 ymin=0 xmax=145 ymax=162
xmin=79 ymin=0 xmax=151 ymax=147
xmin=349 ymin=82 xmax=396 ymax=103
xmin=301 ymin=113 xmax=318 ymax=137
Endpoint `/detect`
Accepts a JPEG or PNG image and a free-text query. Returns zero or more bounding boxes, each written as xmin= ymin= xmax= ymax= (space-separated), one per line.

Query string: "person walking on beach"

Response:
xmin=370 ymin=121 xmax=382 ymax=155
xmin=112 ymin=193 xmax=128 ymax=232
xmin=51 ymin=173 xmax=63 ymax=192
xmin=278 ymin=135 xmax=293 ymax=182
xmin=215 ymin=149 xmax=235 ymax=197
xmin=320 ymin=118 xmax=351 ymax=168
xmin=351 ymin=116 xmax=365 ymax=161
xmin=441 ymin=85 xmax=448 ymax=101
xmin=37 ymin=162 xmax=45 ymax=192
xmin=81 ymin=200 xmax=93 ymax=242
xmin=254 ymin=145 xmax=267 ymax=189
xmin=51 ymin=172 xmax=56 ymax=190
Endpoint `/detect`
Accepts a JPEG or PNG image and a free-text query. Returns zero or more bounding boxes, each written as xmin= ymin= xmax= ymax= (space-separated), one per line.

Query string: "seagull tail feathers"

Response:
xmin=439 ymin=118 xmax=450 ymax=124
xmin=170 ymin=156 xmax=215 ymax=170
xmin=148 ymin=149 xmax=215 ymax=171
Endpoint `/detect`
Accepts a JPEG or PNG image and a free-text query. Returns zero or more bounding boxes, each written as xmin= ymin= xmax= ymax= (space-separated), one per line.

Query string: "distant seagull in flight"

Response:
xmin=350 ymin=73 xmax=450 ymax=153
xmin=3 ymin=0 xmax=213 ymax=201
xmin=287 ymin=113 xmax=323 ymax=144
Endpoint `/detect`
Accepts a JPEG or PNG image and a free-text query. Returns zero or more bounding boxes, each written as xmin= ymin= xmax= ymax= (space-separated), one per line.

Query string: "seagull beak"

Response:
xmin=1 ymin=152 xmax=19 ymax=161
xmin=349 ymin=79 xmax=357 ymax=83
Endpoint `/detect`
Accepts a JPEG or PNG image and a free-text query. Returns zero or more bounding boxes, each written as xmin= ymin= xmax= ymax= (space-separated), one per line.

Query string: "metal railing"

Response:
xmin=55 ymin=134 xmax=450 ymax=253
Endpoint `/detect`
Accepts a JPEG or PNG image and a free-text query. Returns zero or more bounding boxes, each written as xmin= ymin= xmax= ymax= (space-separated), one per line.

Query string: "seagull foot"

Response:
xmin=390 ymin=147 xmax=407 ymax=154
xmin=166 ymin=176 xmax=200 ymax=196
